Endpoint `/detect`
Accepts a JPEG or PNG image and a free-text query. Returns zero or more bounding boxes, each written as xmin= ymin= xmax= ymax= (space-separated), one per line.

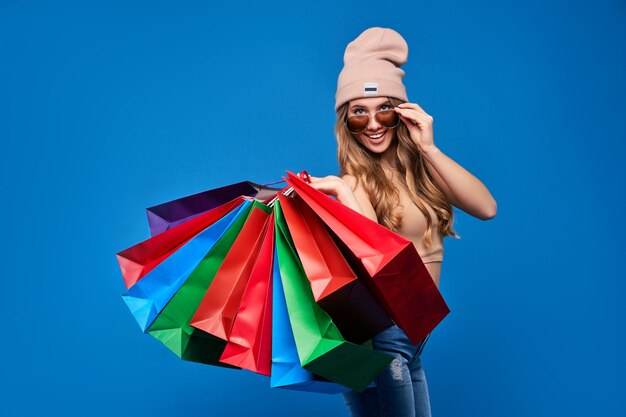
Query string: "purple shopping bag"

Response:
xmin=146 ymin=181 xmax=282 ymax=236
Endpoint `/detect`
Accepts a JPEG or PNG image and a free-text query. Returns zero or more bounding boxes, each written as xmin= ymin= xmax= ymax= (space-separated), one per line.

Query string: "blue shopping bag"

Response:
xmin=122 ymin=200 xmax=252 ymax=332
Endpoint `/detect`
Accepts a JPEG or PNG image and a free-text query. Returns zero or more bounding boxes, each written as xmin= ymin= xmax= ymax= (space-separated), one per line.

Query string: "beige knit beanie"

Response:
xmin=335 ymin=27 xmax=409 ymax=112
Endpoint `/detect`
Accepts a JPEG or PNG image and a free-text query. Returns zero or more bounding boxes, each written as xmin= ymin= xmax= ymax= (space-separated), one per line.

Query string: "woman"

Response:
xmin=308 ymin=27 xmax=497 ymax=417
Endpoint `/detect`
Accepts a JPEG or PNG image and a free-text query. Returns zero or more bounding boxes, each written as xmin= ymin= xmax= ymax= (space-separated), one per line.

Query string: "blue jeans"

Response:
xmin=342 ymin=325 xmax=432 ymax=417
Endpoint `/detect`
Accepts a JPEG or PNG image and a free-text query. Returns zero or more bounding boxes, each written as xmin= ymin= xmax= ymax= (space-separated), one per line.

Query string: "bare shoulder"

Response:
xmin=341 ymin=173 xmax=358 ymax=188
xmin=341 ymin=173 xmax=366 ymax=193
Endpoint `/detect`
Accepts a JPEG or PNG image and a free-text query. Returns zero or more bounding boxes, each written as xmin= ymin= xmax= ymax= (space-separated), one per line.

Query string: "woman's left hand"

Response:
xmin=394 ymin=102 xmax=436 ymax=153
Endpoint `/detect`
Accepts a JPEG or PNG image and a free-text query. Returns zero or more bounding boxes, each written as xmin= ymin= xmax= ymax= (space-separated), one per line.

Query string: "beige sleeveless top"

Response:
xmin=390 ymin=173 xmax=444 ymax=264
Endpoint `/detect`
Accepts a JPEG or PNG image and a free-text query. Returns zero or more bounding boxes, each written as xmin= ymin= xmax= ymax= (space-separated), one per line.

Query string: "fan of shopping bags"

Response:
xmin=115 ymin=170 xmax=450 ymax=394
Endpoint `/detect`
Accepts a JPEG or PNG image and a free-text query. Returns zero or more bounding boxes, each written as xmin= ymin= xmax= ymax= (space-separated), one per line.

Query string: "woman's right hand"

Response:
xmin=308 ymin=175 xmax=365 ymax=216
xmin=308 ymin=175 xmax=349 ymax=198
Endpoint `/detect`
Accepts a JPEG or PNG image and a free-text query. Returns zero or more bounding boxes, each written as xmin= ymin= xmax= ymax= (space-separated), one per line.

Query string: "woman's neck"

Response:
xmin=379 ymin=143 xmax=399 ymax=171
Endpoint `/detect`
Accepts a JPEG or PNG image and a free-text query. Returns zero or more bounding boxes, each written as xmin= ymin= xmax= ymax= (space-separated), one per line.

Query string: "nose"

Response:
xmin=367 ymin=114 xmax=382 ymax=131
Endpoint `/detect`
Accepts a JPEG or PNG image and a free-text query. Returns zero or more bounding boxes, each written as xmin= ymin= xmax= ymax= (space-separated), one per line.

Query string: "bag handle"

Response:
xmin=261 ymin=170 xmax=311 ymax=206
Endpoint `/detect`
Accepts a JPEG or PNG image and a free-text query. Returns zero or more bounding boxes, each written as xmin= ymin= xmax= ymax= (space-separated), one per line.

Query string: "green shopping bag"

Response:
xmin=273 ymin=200 xmax=393 ymax=392
xmin=147 ymin=200 xmax=270 ymax=366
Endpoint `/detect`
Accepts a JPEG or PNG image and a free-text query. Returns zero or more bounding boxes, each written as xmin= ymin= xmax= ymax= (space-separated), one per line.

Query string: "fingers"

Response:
xmin=396 ymin=102 xmax=427 ymax=113
xmin=395 ymin=106 xmax=429 ymax=120
xmin=307 ymin=175 xmax=344 ymax=195
xmin=396 ymin=103 xmax=433 ymax=121
xmin=309 ymin=174 xmax=341 ymax=182
xmin=397 ymin=113 xmax=418 ymax=125
xmin=309 ymin=178 xmax=338 ymax=188
xmin=395 ymin=107 xmax=433 ymax=127
xmin=396 ymin=109 xmax=420 ymax=125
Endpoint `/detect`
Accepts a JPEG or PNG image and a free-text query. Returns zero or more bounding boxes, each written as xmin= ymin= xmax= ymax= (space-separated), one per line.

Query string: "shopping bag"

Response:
xmin=218 ymin=215 xmax=275 ymax=375
xmin=122 ymin=200 xmax=249 ymax=332
xmin=274 ymin=200 xmax=393 ymax=392
xmin=189 ymin=203 xmax=272 ymax=340
xmin=278 ymin=192 xmax=392 ymax=344
xmin=284 ymin=170 xmax=450 ymax=346
xmin=146 ymin=200 xmax=260 ymax=366
xmin=147 ymin=181 xmax=281 ymax=236
xmin=117 ymin=169 xmax=450 ymax=393
xmin=270 ymin=238 xmax=348 ymax=394
xmin=117 ymin=197 xmax=245 ymax=288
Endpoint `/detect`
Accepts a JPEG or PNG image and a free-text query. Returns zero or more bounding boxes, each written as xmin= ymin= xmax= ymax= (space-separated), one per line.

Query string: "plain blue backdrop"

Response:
xmin=2 ymin=1 xmax=624 ymax=416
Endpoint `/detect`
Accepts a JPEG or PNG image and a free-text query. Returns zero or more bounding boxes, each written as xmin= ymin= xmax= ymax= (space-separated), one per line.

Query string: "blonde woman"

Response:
xmin=308 ymin=27 xmax=497 ymax=417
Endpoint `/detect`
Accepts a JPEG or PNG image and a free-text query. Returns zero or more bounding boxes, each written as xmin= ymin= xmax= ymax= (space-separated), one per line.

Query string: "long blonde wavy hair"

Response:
xmin=335 ymin=96 xmax=460 ymax=248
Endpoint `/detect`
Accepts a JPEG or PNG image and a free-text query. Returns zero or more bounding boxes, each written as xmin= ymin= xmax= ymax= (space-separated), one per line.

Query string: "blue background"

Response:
xmin=2 ymin=1 xmax=624 ymax=416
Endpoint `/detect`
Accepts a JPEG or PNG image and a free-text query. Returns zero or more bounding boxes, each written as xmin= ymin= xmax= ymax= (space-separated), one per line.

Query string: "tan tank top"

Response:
xmin=390 ymin=173 xmax=444 ymax=264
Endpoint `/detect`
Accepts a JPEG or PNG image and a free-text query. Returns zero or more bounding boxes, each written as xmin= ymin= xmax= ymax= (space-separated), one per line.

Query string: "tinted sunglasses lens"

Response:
xmin=375 ymin=110 xmax=400 ymax=128
xmin=346 ymin=116 xmax=369 ymax=133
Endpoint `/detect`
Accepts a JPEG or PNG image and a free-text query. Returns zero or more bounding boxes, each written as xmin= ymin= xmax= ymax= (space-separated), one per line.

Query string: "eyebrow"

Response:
xmin=350 ymin=102 xmax=391 ymax=111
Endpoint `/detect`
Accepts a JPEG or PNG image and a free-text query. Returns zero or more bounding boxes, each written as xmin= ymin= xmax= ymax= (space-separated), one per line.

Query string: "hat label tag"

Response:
xmin=363 ymin=82 xmax=379 ymax=96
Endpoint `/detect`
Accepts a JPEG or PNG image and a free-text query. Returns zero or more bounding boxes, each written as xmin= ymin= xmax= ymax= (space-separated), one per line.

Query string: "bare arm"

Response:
xmin=393 ymin=102 xmax=497 ymax=220
xmin=421 ymin=146 xmax=497 ymax=220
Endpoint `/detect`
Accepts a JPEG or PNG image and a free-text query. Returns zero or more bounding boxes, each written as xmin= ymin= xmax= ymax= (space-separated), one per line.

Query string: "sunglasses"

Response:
xmin=344 ymin=99 xmax=401 ymax=134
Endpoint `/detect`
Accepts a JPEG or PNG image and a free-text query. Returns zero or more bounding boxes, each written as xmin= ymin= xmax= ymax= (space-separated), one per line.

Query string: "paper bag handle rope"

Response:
xmin=262 ymin=170 xmax=311 ymax=206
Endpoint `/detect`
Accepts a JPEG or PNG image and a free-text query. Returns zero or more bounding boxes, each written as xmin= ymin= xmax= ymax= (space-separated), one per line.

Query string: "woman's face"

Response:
xmin=347 ymin=97 xmax=398 ymax=154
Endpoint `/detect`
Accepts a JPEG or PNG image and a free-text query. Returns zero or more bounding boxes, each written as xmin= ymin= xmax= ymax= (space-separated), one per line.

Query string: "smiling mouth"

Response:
xmin=364 ymin=131 xmax=385 ymax=139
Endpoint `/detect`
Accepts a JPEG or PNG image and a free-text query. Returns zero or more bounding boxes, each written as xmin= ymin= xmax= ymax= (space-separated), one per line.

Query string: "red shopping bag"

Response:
xmin=219 ymin=215 xmax=275 ymax=375
xmin=189 ymin=204 xmax=272 ymax=340
xmin=278 ymin=192 xmax=392 ymax=344
xmin=116 ymin=197 xmax=246 ymax=289
xmin=284 ymin=171 xmax=450 ymax=345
